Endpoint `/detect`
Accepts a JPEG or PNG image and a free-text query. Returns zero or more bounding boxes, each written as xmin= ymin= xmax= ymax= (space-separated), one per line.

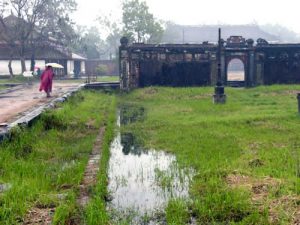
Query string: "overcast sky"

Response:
xmin=73 ymin=0 xmax=300 ymax=34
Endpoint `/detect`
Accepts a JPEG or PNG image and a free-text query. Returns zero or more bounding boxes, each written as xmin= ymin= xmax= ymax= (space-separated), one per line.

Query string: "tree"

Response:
xmin=0 ymin=0 xmax=77 ymax=75
xmin=122 ymin=0 xmax=163 ymax=43
xmin=72 ymin=26 xmax=107 ymax=59
xmin=260 ymin=24 xmax=300 ymax=43
xmin=98 ymin=14 xmax=122 ymax=59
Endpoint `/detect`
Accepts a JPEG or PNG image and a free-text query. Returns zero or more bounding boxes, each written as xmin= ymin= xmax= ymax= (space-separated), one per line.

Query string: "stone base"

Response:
xmin=213 ymin=94 xmax=226 ymax=104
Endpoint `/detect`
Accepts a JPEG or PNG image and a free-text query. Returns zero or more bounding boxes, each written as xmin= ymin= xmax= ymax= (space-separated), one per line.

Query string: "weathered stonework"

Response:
xmin=120 ymin=36 xmax=300 ymax=90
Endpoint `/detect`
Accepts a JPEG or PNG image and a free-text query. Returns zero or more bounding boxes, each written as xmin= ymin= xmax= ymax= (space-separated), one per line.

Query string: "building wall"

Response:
xmin=35 ymin=60 xmax=46 ymax=68
xmin=0 ymin=60 xmax=10 ymax=75
xmin=67 ymin=60 xmax=74 ymax=76
xmin=120 ymin=43 xmax=216 ymax=90
xmin=120 ymin=41 xmax=300 ymax=90
xmin=81 ymin=61 xmax=85 ymax=73
xmin=0 ymin=60 xmax=30 ymax=75
xmin=0 ymin=60 xmax=47 ymax=76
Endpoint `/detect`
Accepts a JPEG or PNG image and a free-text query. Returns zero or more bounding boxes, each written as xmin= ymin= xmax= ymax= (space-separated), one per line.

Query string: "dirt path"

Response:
xmin=23 ymin=207 xmax=55 ymax=225
xmin=0 ymin=82 xmax=81 ymax=124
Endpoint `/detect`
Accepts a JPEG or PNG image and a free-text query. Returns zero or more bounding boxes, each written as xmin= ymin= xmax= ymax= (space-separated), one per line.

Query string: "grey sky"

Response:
xmin=73 ymin=0 xmax=300 ymax=34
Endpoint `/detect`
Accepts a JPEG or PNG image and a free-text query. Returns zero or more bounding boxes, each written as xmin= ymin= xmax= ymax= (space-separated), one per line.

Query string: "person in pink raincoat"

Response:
xmin=39 ymin=66 xmax=55 ymax=97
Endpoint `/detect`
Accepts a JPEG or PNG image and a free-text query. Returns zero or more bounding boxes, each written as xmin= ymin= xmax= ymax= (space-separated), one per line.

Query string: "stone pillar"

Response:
xmin=213 ymin=28 xmax=226 ymax=104
xmin=297 ymin=93 xmax=300 ymax=113
xmin=119 ymin=37 xmax=130 ymax=91
xmin=248 ymin=51 xmax=255 ymax=86
xmin=221 ymin=53 xmax=226 ymax=84
xmin=210 ymin=59 xmax=218 ymax=85
xmin=213 ymin=84 xmax=226 ymax=104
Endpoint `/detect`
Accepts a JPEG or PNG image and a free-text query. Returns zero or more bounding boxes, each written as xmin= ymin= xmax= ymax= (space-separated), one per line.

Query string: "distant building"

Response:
xmin=0 ymin=15 xmax=86 ymax=77
xmin=162 ymin=24 xmax=280 ymax=44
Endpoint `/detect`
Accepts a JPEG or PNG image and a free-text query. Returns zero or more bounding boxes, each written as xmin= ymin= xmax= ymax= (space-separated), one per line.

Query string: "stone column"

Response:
xmin=248 ymin=51 xmax=255 ymax=86
xmin=119 ymin=37 xmax=130 ymax=91
xmin=213 ymin=28 xmax=226 ymax=104
xmin=213 ymin=85 xmax=226 ymax=104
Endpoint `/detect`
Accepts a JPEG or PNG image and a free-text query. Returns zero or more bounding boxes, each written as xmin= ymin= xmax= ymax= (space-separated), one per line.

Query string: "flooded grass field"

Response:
xmin=107 ymin=112 xmax=194 ymax=224
xmin=118 ymin=85 xmax=300 ymax=224
xmin=1 ymin=85 xmax=300 ymax=224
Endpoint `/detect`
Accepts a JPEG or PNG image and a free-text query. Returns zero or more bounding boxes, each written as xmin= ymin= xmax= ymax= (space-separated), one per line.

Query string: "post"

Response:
xmin=297 ymin=93 xmax=300 ymax=113
xmin=213 ymin=28 xmax=226 ymax=104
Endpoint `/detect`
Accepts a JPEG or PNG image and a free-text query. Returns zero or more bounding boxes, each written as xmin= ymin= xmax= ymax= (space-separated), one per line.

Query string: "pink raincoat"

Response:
xmin=39 ymin=67 xmax=54 ymax=93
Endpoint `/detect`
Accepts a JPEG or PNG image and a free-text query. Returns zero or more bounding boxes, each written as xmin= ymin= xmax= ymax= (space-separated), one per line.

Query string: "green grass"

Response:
xmin=0 ymin=76 xmax=39 ymax=84
xmin=55 ymin=76 xmax=119 ymax=84
xmin=2 ymin=84 xmax=300 ymax=224
xmin=82 ymin=92 xmax=116 ymax=225
xmin=118 ymin=85 xmax=300 ymax=224
xmin=95 ymin=76 xmax=119 ymax=82
xmin=0 ymin=90 xmax=115 ymax=224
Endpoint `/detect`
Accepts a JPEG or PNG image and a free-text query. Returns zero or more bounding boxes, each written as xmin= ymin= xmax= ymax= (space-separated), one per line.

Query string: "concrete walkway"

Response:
xmin=0 ymin=81 xmax=81 ymax=124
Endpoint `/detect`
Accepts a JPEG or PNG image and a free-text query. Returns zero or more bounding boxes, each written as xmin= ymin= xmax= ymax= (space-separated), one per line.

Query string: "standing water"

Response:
xmin=107 ymin=111 xmax=194 ymax=224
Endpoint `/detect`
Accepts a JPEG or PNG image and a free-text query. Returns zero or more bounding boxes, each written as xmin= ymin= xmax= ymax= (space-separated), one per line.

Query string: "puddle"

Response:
xmin=0 ymin=183 xmax=12 ymax=193
xmin=107 ymin=114 xmax=194 ymax=224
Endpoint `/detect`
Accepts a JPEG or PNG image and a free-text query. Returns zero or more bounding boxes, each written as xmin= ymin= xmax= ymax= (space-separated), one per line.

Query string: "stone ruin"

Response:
xmin=119 ymin=36 xmax=300 ymax=90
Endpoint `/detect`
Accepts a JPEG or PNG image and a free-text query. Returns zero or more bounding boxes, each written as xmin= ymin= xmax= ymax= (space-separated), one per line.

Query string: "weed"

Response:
xmin=118 ymin=85 xmax=300 ymax=224
xmin=0 ymin=90 xmax=115 ymax=224
xmin=41 ymin=113 xmax=67 ymax=131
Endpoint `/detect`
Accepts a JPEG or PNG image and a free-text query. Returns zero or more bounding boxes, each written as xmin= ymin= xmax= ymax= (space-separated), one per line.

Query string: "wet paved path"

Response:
xmin=0 ymin=81 xmax=81 ymax=124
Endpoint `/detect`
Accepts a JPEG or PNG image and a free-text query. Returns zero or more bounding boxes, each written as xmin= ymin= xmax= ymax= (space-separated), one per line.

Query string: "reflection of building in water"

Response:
xmin=121 ymin=132 xmax=144 ymax=156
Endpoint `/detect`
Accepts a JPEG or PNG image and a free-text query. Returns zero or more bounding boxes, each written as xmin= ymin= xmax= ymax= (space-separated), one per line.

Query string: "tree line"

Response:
xmin=0 ymin=0 xmax=165 ymax=77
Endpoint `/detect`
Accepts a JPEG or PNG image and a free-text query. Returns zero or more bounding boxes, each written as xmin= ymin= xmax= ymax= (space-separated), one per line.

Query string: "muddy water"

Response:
xmin=108 ymin=114 xmax=194 ymax=224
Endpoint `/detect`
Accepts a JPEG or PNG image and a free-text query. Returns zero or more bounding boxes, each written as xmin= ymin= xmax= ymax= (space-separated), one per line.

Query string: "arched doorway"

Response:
xmin=227 ymin=58 xmax=245 ymax=82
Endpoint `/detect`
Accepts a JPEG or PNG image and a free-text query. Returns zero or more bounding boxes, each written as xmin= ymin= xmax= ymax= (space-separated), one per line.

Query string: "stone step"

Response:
xmin=227 ymin=80 xmax=245 ymax=87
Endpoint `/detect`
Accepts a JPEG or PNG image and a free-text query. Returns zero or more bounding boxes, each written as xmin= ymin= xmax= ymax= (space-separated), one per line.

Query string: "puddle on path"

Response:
xmin=107 ymin=113 xmax=194 ymax=224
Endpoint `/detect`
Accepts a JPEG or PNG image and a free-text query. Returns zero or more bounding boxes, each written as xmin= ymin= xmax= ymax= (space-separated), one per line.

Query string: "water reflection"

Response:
xmin=121 ymin=132 xmax=144 ymax=156
xmin=108 ymin=114 xmax=194 ymax=224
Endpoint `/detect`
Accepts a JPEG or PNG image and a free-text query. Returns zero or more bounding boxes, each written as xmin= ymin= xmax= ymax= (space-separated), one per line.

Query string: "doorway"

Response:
xmin=227 ymin=58 xmax=245 ymax=82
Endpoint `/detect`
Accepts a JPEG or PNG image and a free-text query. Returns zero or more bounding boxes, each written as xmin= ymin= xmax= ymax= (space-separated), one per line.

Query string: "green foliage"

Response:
xmin=122 ymin=0 xmax=164 ymax=43
xmin=72 ymin=26 xmax=106 ymax=59
xmin=166 ymin=199 xmax=189 ymax=225
xmin=96 ymin=65 xmax=109 ymax=76
xmin=97 ymin=15 xmax=122 ymax=59
xmin=52 ymin=192 xmax=77 ymax=225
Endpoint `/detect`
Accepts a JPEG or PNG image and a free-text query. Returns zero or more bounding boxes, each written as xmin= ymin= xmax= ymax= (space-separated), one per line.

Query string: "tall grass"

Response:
xmin=0 ymin=90 xmax=115 ymax=224
xmin=119 ymin=85 xmax=300 ymax=224
xmin=82 ymin=93 xmax=117 ymax=224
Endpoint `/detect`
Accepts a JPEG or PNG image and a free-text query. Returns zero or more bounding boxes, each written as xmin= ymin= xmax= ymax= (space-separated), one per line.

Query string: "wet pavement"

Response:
xmin=0 ymin=82 xmax=81 ymax=124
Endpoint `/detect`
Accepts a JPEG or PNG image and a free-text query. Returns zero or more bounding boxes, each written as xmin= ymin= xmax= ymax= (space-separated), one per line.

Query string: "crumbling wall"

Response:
xmin=119 ymin=40 xmax=216 ymax=89
xmin=119 ymin=36 xmax=300 ymax=90
xmin=261 ymin=47 xmax=300 ymax=84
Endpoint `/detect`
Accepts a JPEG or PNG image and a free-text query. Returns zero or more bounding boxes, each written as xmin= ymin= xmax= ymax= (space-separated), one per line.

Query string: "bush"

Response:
xmin=95 ymin=65 xmax=108 ymax=76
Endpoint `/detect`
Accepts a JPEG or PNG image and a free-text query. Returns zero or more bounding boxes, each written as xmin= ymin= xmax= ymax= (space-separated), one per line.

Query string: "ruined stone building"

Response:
xmin=119 ymin=36 xmax=300 ymax=90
